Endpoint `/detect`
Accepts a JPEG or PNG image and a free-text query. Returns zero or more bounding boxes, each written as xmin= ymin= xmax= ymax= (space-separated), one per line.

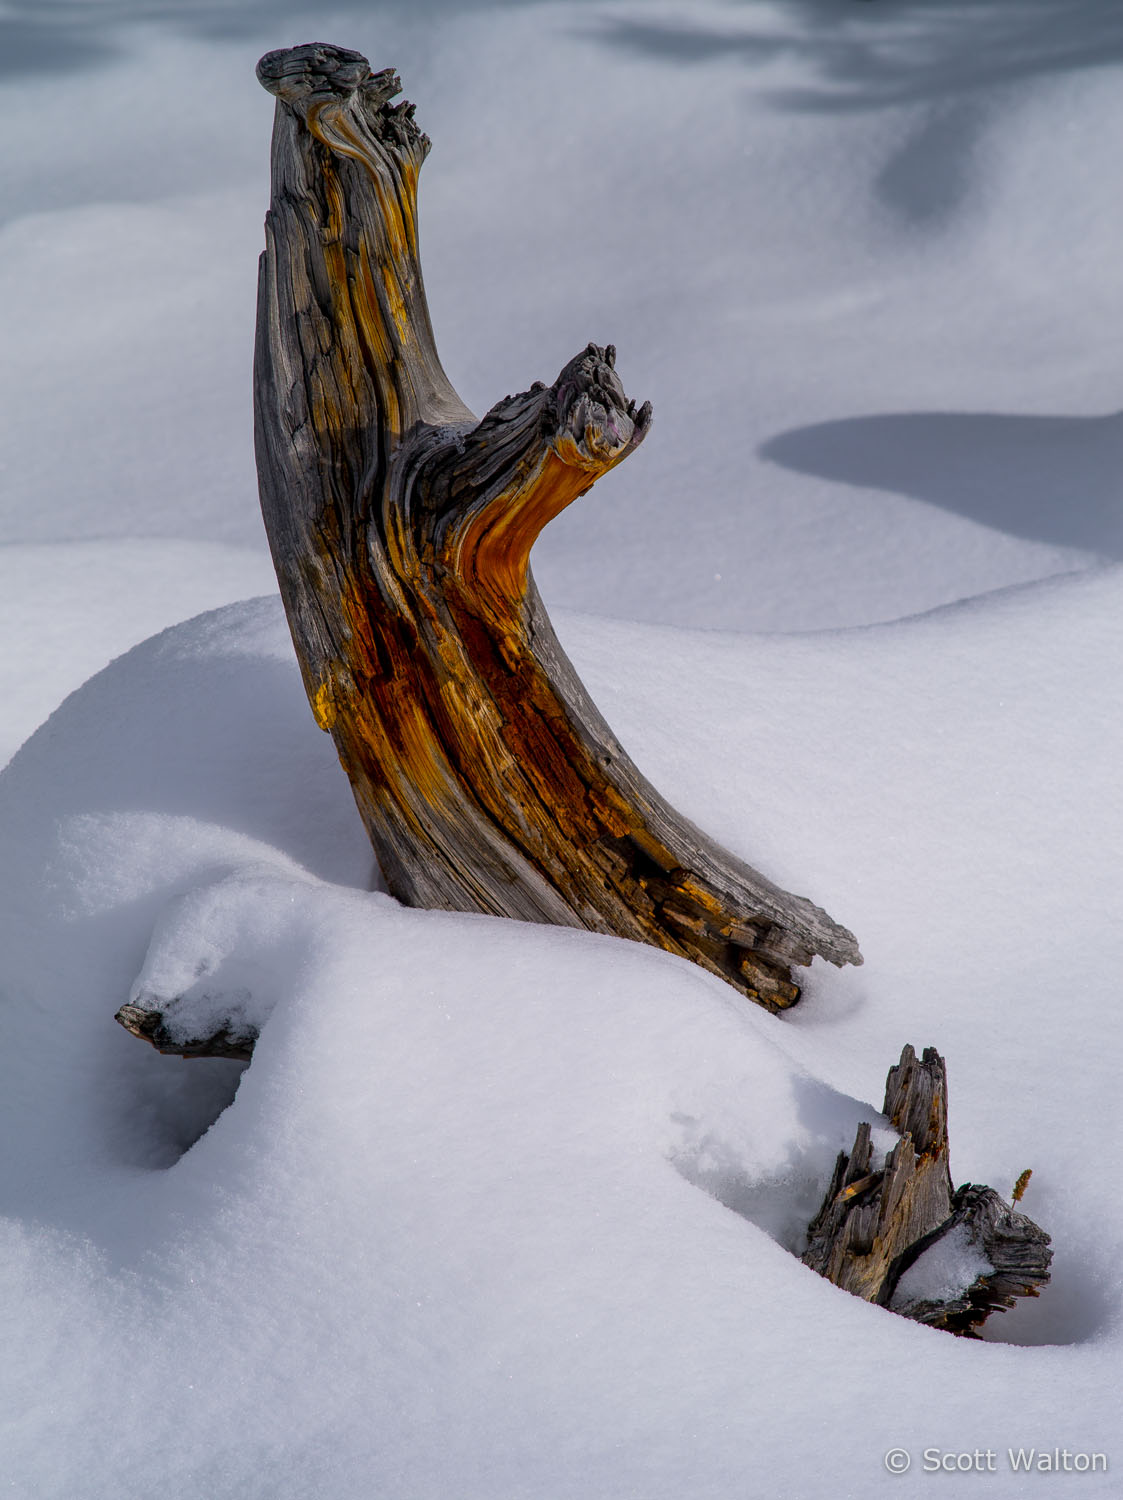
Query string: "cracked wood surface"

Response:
xmin=803 ymin=1045 xmax=1052 ymax=1335
xmin=251 ymin=41 xmax=862 ymax=1014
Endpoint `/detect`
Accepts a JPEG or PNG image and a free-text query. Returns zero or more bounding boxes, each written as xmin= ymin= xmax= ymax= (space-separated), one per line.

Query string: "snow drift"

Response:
xmin=0 ymin=580 xmax=1118 ymax=1496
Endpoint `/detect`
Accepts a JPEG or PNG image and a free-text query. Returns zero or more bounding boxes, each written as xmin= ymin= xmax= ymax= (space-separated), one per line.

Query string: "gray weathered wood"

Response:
xmin=247 ymin=41 xmax=861 ymax=1019
xmin=889 ymin=1183 xmax=1053 ymax=1334
xmin=803 ymin=1045 xmax=1051 ymax=1335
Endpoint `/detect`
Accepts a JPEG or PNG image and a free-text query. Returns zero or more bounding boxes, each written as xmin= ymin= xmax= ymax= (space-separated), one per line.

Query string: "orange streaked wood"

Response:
xmin=252 ymin=42 xmax=862 ymax=1011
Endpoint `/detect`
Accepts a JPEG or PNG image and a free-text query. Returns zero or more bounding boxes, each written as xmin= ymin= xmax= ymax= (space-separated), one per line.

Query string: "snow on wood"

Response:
xmin=804 ymin=1044 xmax=1051 ymax=1334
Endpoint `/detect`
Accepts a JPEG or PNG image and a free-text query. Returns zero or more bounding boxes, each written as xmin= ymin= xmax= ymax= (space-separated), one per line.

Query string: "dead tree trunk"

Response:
xmin=246 ymin=42 xmax=860 ymax=1011
xmin=115 ymin=54 xmax=1051 ymax=1335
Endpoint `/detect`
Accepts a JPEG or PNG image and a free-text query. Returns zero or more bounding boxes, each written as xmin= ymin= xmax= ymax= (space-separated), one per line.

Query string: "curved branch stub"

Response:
xmin=422 ymin=343 xmax=653 ymax=620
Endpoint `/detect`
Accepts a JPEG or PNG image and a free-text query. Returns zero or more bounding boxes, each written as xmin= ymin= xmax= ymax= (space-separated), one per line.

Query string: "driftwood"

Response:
xmin=803 ymin=1045 xmax=1051 ymax=1335
xmin=243 ymin=41 xmax=861 ymax=1016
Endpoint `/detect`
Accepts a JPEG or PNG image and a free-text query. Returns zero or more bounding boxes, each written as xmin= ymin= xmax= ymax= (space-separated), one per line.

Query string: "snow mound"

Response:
xmin=0 ymin=580 xmax=1119 ymax=1495
xmin=0 ymin=540 xmax=278 ymax=767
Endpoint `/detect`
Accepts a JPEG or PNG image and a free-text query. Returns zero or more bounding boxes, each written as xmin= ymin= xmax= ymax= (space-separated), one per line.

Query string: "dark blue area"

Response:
xmin=591 ymin=1 xmax=1123 ymax=110
xmin=0 ymin=0 xmax=555 ymax=82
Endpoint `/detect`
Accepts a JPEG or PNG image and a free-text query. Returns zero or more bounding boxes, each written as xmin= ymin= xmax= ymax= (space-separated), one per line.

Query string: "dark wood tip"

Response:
xmin=257 ymin=43 xmax=390 ymax=104
xmin=550 ymin=343 xmax=652 ymax=462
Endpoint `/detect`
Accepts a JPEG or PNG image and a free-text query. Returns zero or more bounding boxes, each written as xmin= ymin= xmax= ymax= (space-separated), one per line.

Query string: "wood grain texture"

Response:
xmin=803 ymin=1045 xmax=1052 ymax=1335
xmin=890 ymin=1182 xmax=1053 ymax=1335
xmin=251 ymin=41 xmax=862 ymax=1013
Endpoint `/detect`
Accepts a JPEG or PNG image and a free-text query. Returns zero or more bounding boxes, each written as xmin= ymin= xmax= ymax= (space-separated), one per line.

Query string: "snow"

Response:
xmin=891 ymin=1223 xmax=994 ymax=1313
xmin=0 ymin=541 xmax=277 ymax=764
xmin=1 ymin=2 xmax=1120 ymax=1495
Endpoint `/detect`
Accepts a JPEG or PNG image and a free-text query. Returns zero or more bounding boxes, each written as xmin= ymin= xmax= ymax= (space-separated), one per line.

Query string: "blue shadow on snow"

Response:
xmin=761 ymin=410 xmax=1123 ymax=557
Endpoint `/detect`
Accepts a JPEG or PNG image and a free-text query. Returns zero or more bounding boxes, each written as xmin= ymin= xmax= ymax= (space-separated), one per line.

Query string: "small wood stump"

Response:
xmin=803 ymin=1045 xmax=1052 ymax=1335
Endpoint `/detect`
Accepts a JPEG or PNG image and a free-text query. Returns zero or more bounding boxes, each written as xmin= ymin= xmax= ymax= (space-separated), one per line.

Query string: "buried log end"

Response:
xmin=114 ymin=1002 xmax=256 ymax=1063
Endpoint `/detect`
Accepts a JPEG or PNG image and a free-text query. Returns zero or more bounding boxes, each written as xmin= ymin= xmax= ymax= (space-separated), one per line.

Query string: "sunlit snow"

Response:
xmin=1 ymin=3 xmax=1120 ymax=1496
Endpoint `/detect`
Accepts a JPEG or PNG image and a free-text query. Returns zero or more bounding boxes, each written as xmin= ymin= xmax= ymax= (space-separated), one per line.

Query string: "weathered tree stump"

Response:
xmin=112 ymin=50 xmax=1051 ymax=1341
xmin=803 ymin=1045 xmax=1051 ymax=1335
xmin=245 ymin=41 xmax=861 ymax=1014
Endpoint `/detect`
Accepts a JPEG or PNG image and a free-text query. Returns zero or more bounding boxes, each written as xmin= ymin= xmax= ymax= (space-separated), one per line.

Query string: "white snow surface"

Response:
xmin=1 ymin=1 xmax=1121 ymax=1495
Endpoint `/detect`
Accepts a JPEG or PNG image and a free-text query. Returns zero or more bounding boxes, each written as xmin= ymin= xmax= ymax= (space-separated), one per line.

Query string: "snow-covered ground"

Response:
xmin=1 ymin=2 xmax=1120 ymax=1495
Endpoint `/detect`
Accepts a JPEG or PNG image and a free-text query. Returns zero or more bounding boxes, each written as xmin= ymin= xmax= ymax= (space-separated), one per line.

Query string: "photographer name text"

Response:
xmin=884 ymin=1447 xmax=1108 ymax=1475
